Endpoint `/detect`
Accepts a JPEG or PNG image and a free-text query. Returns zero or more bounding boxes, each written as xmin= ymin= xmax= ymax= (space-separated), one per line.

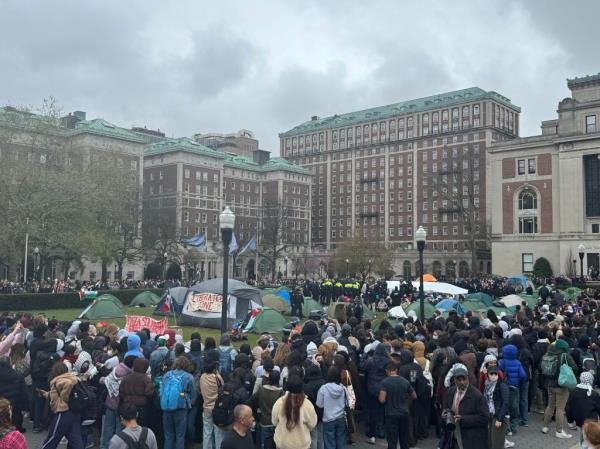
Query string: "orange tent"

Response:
xmin=416 ymin=274 xmax=437 ymax=282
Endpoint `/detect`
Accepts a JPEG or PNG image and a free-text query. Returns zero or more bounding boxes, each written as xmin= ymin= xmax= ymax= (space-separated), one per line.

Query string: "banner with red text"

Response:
xmin=125 ymin=315 xmax=168 ymax=335
xmin=187 ymin=293 xmax=223 ymax=313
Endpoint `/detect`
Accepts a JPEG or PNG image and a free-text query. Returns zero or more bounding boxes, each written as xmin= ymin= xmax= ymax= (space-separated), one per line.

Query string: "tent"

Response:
xmin=561 ymin=287 xmax=582 ymax=301
xmin=276 ymin=290 xmax=291 ymax=304
xmin=96 ymin=294 xmax=123 ymax=308
xmin=435 ymin=299 xmax=469 ymax=316
xmin=328 ymin=302 xmax=349 ymax=321
xmin=499 ymin=294 xmax=523 ymax=308
xmin=79 ymin=296 xmax=125 ymax=320
xmin=244 ymin=307 xmax=288 ymax=334
xmin=416 ymin=274 xmax=438 ymax=282
xmin=130 ymin=291 xmax=161 ymax=307
xmin=262 ymin=294 xmax=291 ymax=314
xmin=465 ymin=292 xmax=494 ymax=307
xmin=520 ymin=294 xmax=538 ymax=308
xmin=476 ymin=305 xmax=510 ymax=317
xmin=362 ymin=304 xmax=375 ymax=321
xmin=179 ymin=279 xmax=262 ymax=329
xmin=410 ymin=281 xmax=468 ymax=295
xmin=388 ymin=305 xmax=407 ymax=319
xmin=259 ymin=288 xmax=278 ymax=298
xmin=153 ymin=287 xmax=189 ymax=316
xmin=302 ymin=298 xmax=324 ymax=317
xmin=507 ymin=275 xmax=534 ymax=291
xmin=402 ymin=301 xmax=437 ymax=319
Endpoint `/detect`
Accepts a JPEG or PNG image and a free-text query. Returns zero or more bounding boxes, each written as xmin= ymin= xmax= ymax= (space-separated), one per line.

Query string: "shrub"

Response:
xmin=533 ymin=257 xmax=553 ymax=278
xmin=166 ymin=262 xmax=182 ymax=280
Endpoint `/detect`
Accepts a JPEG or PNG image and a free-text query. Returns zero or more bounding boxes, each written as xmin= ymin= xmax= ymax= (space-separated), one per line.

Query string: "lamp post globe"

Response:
xmin=578 ymin=244 xmax=586 ymax=279
xmin=220 ymin=206 xmax=235 ymax=335
xmin=415 ymin=226 xmax=427 ymax=323
xmin=163 ymin=252 xmax=168 ymax=281
xmin=345 ymin=258 xmax=350 ymax=279
xmin=33 ymin=247 xmax=40 ymax=282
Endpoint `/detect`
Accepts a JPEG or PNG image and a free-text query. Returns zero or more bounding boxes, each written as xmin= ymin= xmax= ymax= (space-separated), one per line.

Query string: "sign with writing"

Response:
xmin=125 ymin=315 xmax=168 ymax=335
xmin=188 ymin=293 xmax=223 ymax=313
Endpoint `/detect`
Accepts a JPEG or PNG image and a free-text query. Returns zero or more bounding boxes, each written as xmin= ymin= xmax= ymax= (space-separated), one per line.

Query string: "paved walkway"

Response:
xmin=23 ymin=410 xmax=579 ymax=449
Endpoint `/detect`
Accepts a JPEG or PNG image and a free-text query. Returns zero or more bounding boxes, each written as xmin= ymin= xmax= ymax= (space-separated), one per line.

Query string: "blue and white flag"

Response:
xmin=238 ymin=236 xmax=257 ymax=255
xmin=182 ymin=233 xmax=206 ymax=248
xmin=229 ymin=233 xmax=238 ymax=255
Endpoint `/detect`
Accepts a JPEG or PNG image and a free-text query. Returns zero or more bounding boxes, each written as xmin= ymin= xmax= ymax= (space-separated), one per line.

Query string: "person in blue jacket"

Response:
xmin=498 ymin=344 xmax=528 ymax=435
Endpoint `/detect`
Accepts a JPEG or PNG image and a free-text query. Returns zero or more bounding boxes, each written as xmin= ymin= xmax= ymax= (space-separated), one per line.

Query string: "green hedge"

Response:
xmin=0 ymin=288 xmax=164 ymax=311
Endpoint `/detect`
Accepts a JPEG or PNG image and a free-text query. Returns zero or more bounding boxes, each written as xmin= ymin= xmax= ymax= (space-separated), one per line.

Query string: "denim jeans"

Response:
xmin=186 ymin=404 xmax=199 ymax=443
xmin=260 ymin=424 xmax=274 ymax=449
xmin=323 ymin=417 xmax=347 ymax=449
xmin=508 ymin=386 xmax=519 ymax=433
xmin=519 ymin=380 xmax=529 ymax=425
xmin=163 ymin=409 xmax=188 ymax=449
xmin=310 ymin=422 xmax=324 ymax=449
xmin=385 ymin=414 xmax=409 ymax=449
xmin=202 ymin=411 xmax=224 ymax=449
xmin=100 ymin=408 xmax=122 ymax=449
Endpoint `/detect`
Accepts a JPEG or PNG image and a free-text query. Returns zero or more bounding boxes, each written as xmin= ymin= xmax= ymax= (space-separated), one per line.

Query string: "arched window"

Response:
xmin=517 ymin=188 xmax=538 ymax=234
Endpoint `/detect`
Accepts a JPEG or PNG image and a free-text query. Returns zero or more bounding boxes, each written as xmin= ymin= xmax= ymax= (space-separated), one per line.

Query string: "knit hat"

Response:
xmin=578 ymin=371 xmax=594 ymax=396
xmin=555 ymin=339 xmax=570 ymax=351
xmin=157 ymin=336 xmax=167 ymax=347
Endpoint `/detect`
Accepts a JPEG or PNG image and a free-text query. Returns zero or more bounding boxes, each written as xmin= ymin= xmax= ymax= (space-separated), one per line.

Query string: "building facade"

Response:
xmin=192 ymin=129 xmax=258 ymax=158
xmin=489 ymin=73 xmax=600 ymax=277
xmin=280 ymin=87 xmax=520 ymax=278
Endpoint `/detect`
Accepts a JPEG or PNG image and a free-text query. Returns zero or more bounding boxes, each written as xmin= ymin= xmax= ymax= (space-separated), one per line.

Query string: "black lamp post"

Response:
xmin=345 ymin=258 xmax=349 ymax=279
xmin=416 ymin=226 xmax=427 ymax=323
xmin=578 ymin=244 xmax=585 ymax=279
xmin=163 ymin=252 xmax=168 ymax=280
xmin=284 ymin=256 xmax=288 ymax=279
xmin=33 ymin=247 xmax=40 ymax=282
xmin=368 ymin=259 xmax=373 ymax=278
xmin=220 ymin=206 xmax=235 ymax=335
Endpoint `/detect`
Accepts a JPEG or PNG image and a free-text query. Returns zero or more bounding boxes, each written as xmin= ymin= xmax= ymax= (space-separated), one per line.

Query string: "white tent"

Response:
xmin=499 ymin=294 xmax=523 ymax=308
xmin=410 ymin=281 xmax=468 ymax=295
xmin=388 ymin=305 xmax=408 ymax=319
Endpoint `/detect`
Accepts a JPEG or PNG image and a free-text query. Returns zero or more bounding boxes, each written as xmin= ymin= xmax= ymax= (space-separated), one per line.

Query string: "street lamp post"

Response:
xmin=33 ymin=247 xmax=40 ymax=282
xmin=416 ymin=226 xmax=427 ymax=323
xmin=368 ymin=259 xmax=373 ymax=278
xmin=163 ymin=252 xmax=168 ymax=280
xmin=345 ymin=258 xmax=349 ymax=279
xmin=220 ymin=206 xmax=235 ymax=335
xmin=578 ymin=244 xmax=586 ymax=280
xmin=284 ymin=256 xmax=288 ymax=279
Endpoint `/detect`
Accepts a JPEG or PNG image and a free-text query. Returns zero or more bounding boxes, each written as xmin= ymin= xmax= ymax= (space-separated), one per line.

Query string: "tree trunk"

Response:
xmin=101 ymin=259 xmax=108 ymax=282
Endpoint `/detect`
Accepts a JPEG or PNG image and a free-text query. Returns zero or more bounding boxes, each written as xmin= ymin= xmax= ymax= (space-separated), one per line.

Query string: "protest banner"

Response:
xmin=187 ymin=292 xmax=223 ymax=313
xmin=125 ymin=315 xmax=168 ymax=334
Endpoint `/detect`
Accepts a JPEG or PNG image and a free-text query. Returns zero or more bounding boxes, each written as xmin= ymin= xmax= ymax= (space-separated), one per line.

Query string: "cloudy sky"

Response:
xmin=1 ymin=0 xmax=598 ymax=153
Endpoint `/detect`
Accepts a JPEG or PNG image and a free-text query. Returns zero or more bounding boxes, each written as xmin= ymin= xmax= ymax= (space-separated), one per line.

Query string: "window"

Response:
xmin=522 ymin=253 xmax=534 ymax=272
xmin=592 ymin=223 xmax=600 ymax=234
xmin=518 ymin=189 xmax=538 ymax=234
xmin=184 ymin=169 xmax=190 ymax=178
xmin=587 ymin=115 xmax=597 ymax=134
xmin=517 ymin=159 xmax=525 ymax=175
xmin=528 ymin=158 xmax=536 ymax=174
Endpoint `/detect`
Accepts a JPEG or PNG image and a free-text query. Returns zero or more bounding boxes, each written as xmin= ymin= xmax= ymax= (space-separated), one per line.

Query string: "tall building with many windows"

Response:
xmin=489 ymin=73 xmax=600 ymax=276
xmin=281 ymin=87 xmax=520 ymax=278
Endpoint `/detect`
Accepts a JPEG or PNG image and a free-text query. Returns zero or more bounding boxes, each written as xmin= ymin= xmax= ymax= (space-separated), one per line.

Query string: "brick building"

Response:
xmin=281 ymin=87 xmax=520 ymax=278
xmin=489 ymin=73 xmax=600 ymax=276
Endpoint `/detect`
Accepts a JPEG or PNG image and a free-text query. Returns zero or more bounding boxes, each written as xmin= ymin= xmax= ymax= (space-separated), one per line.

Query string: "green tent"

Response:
xmin=328 ymin=302 xmax=349 ymax=321
xmin=78 ymin=297 xmax=125 ymax=320
xmin=519 ymin=294 xmax=538 ymax=308
xmin=402 ymin=301 xmax=436 ymax=319
xmin=465 ymin=293 xmax=494 ymax=307
xmin=475 ymin=305 xmax=510 ymax=317
xmin=302 ymin=298 xmax=324 ymax=317
xmin=260 ymin=288 xmax=278 ymax=298
xmin=561 ymin=287 xmax=582 ymax=301
xmin=245 ymin=307 xmax=288 ymax=334
xmin=96 ymin=293 xmax=124 ymax=308
xmin=130 ymin=291 xmax=161 ymax=307
xmin=262 ymin=294 xmax=290 ymax=314
xmin=362 ymin=304 xmax=375 ymax=321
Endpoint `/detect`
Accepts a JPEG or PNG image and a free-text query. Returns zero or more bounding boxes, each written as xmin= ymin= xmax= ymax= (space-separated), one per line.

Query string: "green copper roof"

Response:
xmin=72 ymin=119 xmax=148 ymax=143
xmin=567 ymin=73 xmax=600 ymax=88
xmin=280 ymin=86 xmax=521 ymax=137
xmin=144 ymin=137 xmax=226 ymax=158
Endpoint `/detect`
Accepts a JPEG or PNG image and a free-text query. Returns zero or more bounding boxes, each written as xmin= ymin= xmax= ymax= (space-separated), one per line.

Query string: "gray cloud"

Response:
xmin=0 ymin=0 xmax=598 ymax=153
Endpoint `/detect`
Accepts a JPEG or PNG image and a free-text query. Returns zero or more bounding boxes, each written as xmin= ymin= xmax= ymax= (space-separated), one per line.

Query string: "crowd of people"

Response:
xmin=3 ymin=280 xmax=600 ymax=449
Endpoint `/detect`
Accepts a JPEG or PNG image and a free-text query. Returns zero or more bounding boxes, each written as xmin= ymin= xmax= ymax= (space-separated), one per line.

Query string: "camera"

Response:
xmin=444 ymin=410 xmax=456 ymax=430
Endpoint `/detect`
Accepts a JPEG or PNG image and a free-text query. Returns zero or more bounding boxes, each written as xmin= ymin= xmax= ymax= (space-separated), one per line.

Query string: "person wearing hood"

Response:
xmin=304 ymin=364 xmax=326 ymax=449
xmin=478 ymin=355 xmax=505 ymax=392
xmin=150 ymin=336 xmax=175 ymax=378
xmin=272 ymin=375 xmax=317 ymax=449
xmin=251 ymin=369 xmax=283 ymax=449
xmin=379 ymin=362 xmax=417 ymax=449
xmin=542 ymin=339 xmax=578 ymax=439
xmin=362 ymin=343 xmax=389 ymax=442
xmin=186 ymin=339 xmax=204 ymax=375
xmin=100 ymin=355 xmax=136 ymax=449
xmin=483 ymin=366 xmax=512 ymax=449
xmin=316 ymin=367 xmax=347 ymax=449
xmin=531 ymin=330 xmax=550 ymax=414
xmin=119 ymin=357 xmax=155 ymax=426
xmin=498 ymin=344 xmax=528 ymax=434
xmin=509 ymin=333 xmax=534 ymax=428
xmin=398 ymin=350 xmax=430 ymax=441
xmin=125 ymin=334 xmax=144 ymax=359
xmin=566 ymin=371 xmax=600 ymax=447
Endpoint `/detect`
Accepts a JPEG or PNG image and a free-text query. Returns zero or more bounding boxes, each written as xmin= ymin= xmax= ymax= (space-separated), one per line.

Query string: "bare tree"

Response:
xmin=332 ymin=236 xmax=394 ymax=280
xmin=259 ymin=200 xmax=292 ymax=282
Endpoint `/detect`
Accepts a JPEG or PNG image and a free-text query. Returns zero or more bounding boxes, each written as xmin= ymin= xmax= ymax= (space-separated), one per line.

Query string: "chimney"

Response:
xmin=253 ymin=149 xmax=270 ymax=165
xmin=73 ymin=111 xmax=86 ymax=121
xmin=61 ymin=111 xmax=86 ymax=129
xmin=311 ymin=115 xmax=319 ymax=121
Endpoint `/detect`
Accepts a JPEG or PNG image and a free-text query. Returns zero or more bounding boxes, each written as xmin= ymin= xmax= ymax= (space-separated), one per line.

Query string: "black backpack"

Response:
xmin=68 ymin=381 xmax=97 ymax=421
xmin=212 ymin=381 xmax=235 ymax=427
xmin=116 ymin=428 xmax=150 ymax=449
xmin=158 ymin=350 xmax=173 ymax=377
xmin=32 ymin=350 xmax=60 ymax=379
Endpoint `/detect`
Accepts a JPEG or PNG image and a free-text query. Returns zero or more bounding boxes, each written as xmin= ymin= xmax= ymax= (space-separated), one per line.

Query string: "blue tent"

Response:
xmin=507 ymin=275 xmax=529 ymax=290
xmin=435 ymin=298 xmax=469 ymax=316
xmin=276 ymin=290 xmax=291 ymax=304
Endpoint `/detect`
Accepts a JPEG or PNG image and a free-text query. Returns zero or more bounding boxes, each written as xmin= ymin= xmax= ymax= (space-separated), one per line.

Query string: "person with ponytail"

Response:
xmin=272 ymin=374 xmax=317 ymax=449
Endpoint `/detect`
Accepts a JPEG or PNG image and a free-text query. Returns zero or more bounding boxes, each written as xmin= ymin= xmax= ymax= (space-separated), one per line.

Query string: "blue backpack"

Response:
xmin=160 ymin=372 xmax=187 ymax=411
xmin=218 ymin=347 xmax=234 ymax=379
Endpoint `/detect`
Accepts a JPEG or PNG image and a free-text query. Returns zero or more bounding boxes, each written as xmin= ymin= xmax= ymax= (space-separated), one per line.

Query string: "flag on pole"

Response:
xmin=182 ymin=234 xmax=206 ymax=248
xmin=229 ymin=233 xmax=238 ymax=256
xmin=238 ymin=236 xmax=257 ymax=255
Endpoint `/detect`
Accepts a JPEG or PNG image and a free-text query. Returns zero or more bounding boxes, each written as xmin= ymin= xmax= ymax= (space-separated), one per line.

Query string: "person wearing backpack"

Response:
xmin=39 ymin=362 xmax=83 ymax=449
xmin=160 ymin=357 xmax=197 ymax=449
xmin=218 ymin=335 xmax=238 ymax=382
xmin=250 ymin=369 xmax=283 ymax=449
xmin=541 ymin=339 xmax=578 ymax=439
xmin=199 ymin=361 xmax=225 ymax=449
xmin=150 ymin=337 xmax=175 ymax=379
xmin=108 ymin=402 xmax=157 ymax=449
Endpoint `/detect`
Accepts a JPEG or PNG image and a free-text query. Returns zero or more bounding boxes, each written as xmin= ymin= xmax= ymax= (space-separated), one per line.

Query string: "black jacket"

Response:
xmin=0 ymin=362 xmax=26 ymax=410
xmin=304 ymin=367 xmax=326 ymax=422
xmin=489 ymin=381 xmax=509 ymax=422
xmin=444 ymin=385 xmax=489 ymax=449
xmin=565 ymin=388 xmax=600 ymax=427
